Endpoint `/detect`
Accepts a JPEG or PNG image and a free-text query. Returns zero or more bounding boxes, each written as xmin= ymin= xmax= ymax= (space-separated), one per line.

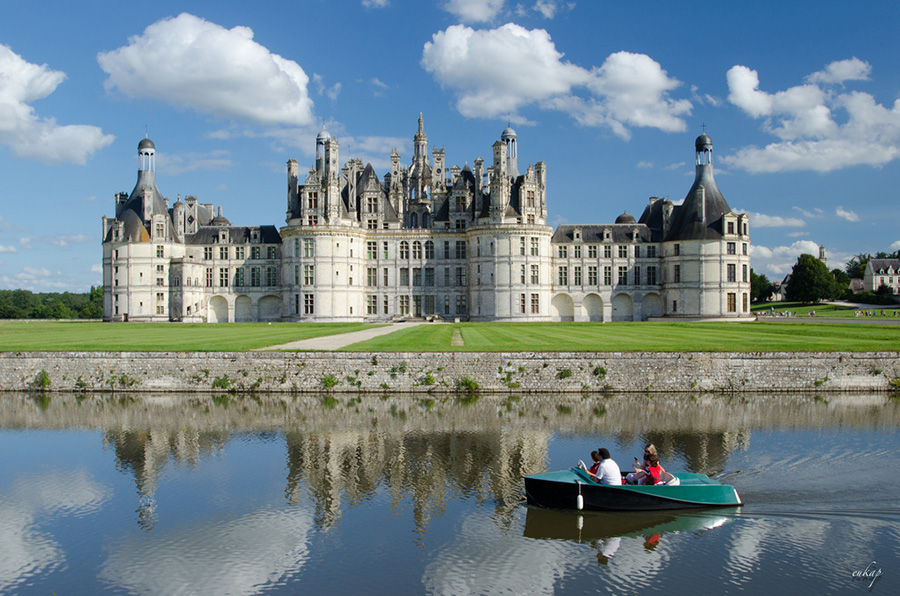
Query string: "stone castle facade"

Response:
xmin=101 ymin=115 xmax=751 ymax=323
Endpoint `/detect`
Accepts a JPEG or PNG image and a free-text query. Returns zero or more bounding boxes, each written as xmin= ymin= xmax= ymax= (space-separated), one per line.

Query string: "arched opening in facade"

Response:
xmin=258 ymin=295 xmax=282 ymax=322
xmin=551 ymin=293 xmax=575 ymax=322
xmin=642 ymin=293 xmax=663 ymax=320
xmin=208 ymin=296 xmax=229 ymax=323
xmin=582 ymin=293 xmax=604 ymax=322
xmin=611 ymin=294 xmax=634 ymax=322
xmin=234 ymin=295 xmax=252 ymax=322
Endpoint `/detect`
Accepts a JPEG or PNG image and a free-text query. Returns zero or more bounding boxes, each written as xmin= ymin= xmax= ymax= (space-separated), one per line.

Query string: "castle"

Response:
xmin=102 ymin=115 xmax=751 ymax=323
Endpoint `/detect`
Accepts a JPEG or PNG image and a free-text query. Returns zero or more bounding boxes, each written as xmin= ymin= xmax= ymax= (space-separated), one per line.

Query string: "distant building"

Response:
xmin=101 ymin=116 xmax=751 ymax=322
xmin=863 ymin=259 xmax=900 ymax=295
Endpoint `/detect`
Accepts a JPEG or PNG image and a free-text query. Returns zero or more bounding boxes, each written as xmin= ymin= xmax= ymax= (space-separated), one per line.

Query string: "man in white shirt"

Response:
xmin=589 ymin=448 xmax=622 ymax=485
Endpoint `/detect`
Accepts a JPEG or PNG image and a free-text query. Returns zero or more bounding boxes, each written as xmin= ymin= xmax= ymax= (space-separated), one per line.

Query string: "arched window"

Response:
xmin=424 ymin=240 xmax=434 ymax=259
xmin=410 ymin=213 xmax=418 ymax=228
xmin=423 ymin=213 xmax=430 ymax=228
xmin=400 ymin=241 xmax=410 ymax=259
xmin=413 ymin=241 xmax=423 ymax=259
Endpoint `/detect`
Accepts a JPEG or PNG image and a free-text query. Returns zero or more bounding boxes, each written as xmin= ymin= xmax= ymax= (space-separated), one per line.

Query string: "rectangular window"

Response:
xmin=294 ymin=265 xmax=300 ymax=285
xmin=743 ymin=243 xmax=748 ymax=256
xmin=634 ymin=246 xmax=640 ymax=258
xmin=383 ymin=295 xmax=389 ymax=314
xmin=304 ymin=265 xmax=314 ymax=285
xmin=604 ymin=245 xmax=612 ymax=258
xmin=520 ymin=237 xmax=526 ymax=256
xmin=383 ymin=268 xmax=389 ymax=286
xmin=647 ymin=245 xmax=657 ymax=258
xmin=219 ymin=246 xmax=229 ymax=260
xmin=674 ymin=244 xmax=680 ymax=256
xmin=156 ymin=292 xmax=164 ymax=302
xmin=531 ymin=264 xmax=539 ymax=284
xmin=425 ymin=268 xmax=435 ymax=286
xmin=155 ymin=223 xmax=165 ymax=238
xmin=455 ymin=295 xmax=467 ymax=315
xmin=588 ymin=245 xmax=597 ymax=258
xmin=425 ymin=241 xmax=434 ymax=259
xmin=444 ymin=267 xmax=451 ymax=286
xmin=530 ymin=238 xmax=539 ymax=256
xmin=367 ymin=241 xmax=377 ymax=259
xmin=204 ymin=247 xmax=213 ymax=260
xmin=742 ymin=264 xmax=748 ymax=283
xmin=219 ymin=268 xmax=229 ymax=287
xmin=456 ymin=241 xmax=467 ymax=259
xmin=530 ymin=293 xmax=540 ymax=314
xmin=673 ymin=264 xmax=681 ymax=283
xmin=727 ymin=221 xmax=735 ymax=235
xmin=727 ymin=242 xmax=736 ymax=255
xmin=727 ymin=264 xmax=736 ymax=282
xmin=367 ymin=295 xmax=377 ymax=314
xmin=367 ymin=196 xmax=378 ymax=213
xmin=235 ymin=246 xmax=245 ymax=260
xmin=157 ymin=245 xmax=165 ymax=258
xmin=519 ymin=293 xmax=526 ymax=314
xmin=455 ymin=267 xmax=466 ymax=286
xmin=604 ymin=266 xmax=612 ymax=285
xmin=267 ymin=246 xmax=277 ymax=259
xmin=367 ymin=267 xmax=377 ymax=287
xmin=304 ymin=294 xmax=314 ymax=314
xmin=250 ymin=267 xmax=260 ymax=287
xmin=413 ymin=268 xmax=422 ymax=286
xmin=574 ymin=245 xmax=581 ymax=259
xmin=235 ymin=268 xmax=244 ymax=287
xmin=634 ymin=266 xmax=640 ymax=285
xmin=266 ymin=267 xmax=277 ymax=286
xmin=307 ymin=192 xmax=318 ymax=209
xmin=647 ymin=265 xmax=657 ymax=285
xmin=743 ymin=293 xmax=749 ymax=312
xmin=251 ymin=246 xmax=260 ymax=260
xmin=574 ymin=266 xmax=582 ymax=286
xmin=558 ymin=266 xmax=568 ymax=285
xmin=424 ymin=295 xmax=435 ymax=314
xmin=618 ymin=266 xmax=628 ymax=285
xmin=444 ymin=241 xmax=450 ymax=260
xmin=400 ymin=268 xmax=410 ymax=286
xmin=588 ymin=265 xmax=598 ymax=286
xmin=618 ymin=245 xmax=628 ymax=258
xmin=400 ymin=242 xmax=410 ymax=259
xmin=413 ymin=242 xmax=423 ymax=259
xmin=206 ymin=268 xmax=214 ymax=287
xmin=303 ymin=238 xmax=315 ymax=257
xmin=520 ymin=264 xmax=526 ymax=284
xmin=727 ymin=293 xmax=736 ymax=312
xmin=559 ymin=245 xmax=568 ymax=258
xmin=400 ymin=296 xmax=410 ymax=314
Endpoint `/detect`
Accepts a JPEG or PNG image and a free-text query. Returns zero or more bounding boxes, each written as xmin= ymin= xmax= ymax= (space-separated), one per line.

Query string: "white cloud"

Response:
xmin=422 ymin=24 xmax=690 ymax=139
xmin=739 ymin=211 xmax=805 ymax=228
xmin=0 ymin=44 xmax=114 ymax=164
xmin=0 ymin=245 xmax=16 ymax=253
xmin=49 ymin=235 xmax=92 ymax=248
xmin=891 ymin=240 xmax=900 ymax=251
xmin=835 ymin=206 xmax=860 ymax=222
xmin=362 ymin=0 xmax=389 ymax=7
xmin=444 ymin=0 xmax=506 ymax=23
xmin=534 ymin=0 xmax=560 ymax=18
xmin=18 ymin=237 xmax=33 ymax=250
xmin=787 ymin=231 xmax=809 ymax=238
xmin=90 ymin=263 xmax=102 ymax=274
xmin=792 ymin=206 xmax=824 ymax=218
xmin=98 ymin=13 xmax=314 ymax=126
xmin=750 ymin=240 xmax=822 ymax=276
xmin=806 ymin=57 xmax=871 ymax=85
xmin=724 ymin=59 xmax=900 ymax=173
xmin=158 ymin=150 xmax=233 ymax=175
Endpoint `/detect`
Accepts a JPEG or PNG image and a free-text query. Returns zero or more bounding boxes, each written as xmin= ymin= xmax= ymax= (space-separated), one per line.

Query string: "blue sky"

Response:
xmin=2 ymin=0 xmax=899 ymax=291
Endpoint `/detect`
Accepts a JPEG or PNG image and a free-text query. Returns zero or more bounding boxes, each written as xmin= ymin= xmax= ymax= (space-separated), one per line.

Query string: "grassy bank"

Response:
xmin=1 ymin=319 xmax=898 ymax=353
xmin=343 ymin=321 xmax=900 ymax=352
xmin=0 ymin=321 xmax=379 ymax=351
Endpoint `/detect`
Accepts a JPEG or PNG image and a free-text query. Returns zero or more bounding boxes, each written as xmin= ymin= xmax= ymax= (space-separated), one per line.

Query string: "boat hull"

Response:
xmin=524 ymin=469 xmax=742 ymax=511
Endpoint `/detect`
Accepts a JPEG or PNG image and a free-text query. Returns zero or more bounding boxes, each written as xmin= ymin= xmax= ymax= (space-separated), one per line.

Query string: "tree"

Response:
xmin=831 ymin=268 xmax=852 ymax=300
xmin=750 ymin=269 xmax=774 ymax=303
xmin=844 ymin=253 xmax=870 ymax=279
xmin=785 ymin=254 xmax=838 ymax=303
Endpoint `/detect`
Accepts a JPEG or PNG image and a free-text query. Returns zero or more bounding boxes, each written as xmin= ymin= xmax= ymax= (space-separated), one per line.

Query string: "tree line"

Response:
xmin=0 ymin=287 xmax=103 ymax=319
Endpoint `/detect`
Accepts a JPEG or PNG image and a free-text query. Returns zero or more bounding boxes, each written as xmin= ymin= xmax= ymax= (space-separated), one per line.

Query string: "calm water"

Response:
xmin=0 ymin=391 xmax=897 ymax=595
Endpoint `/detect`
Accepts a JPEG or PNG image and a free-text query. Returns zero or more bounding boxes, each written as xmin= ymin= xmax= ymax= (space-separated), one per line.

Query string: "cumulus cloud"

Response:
xmin=98 ymin=13 xmax=314 ymax=127
xmin=444 ymin=0 xmax=506 ymax=23
xmin=891 ymin=240 xmax=900 ymax=251
xmin=792 ymin=206 xmax=824 ymax=218
xmin=724 ymin=58 xmax=900 ymax=173
xmin=0 ymin=245 xmax=16 ymax=253
xmin=739 ymin=211 xmax=805 ymax=228
xmin=750 ymin=240 xmax=823 ymax=276
xmin=422 ymin=24 xmax=690 ymax=139
xmin=0 ymin=44 xmax=114 ymax=164
xmin=48 ymin=235 xmax=92 ymax=248
xmin=835 ymin=206 xmax=860 ymax=222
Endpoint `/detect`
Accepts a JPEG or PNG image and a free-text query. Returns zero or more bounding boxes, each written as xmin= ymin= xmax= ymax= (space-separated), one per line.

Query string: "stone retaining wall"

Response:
xmin=2 ymin=351 xmax=899 ymax=394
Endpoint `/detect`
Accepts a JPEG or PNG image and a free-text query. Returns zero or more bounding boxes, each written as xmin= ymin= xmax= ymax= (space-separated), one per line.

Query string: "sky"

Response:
xmin=1 ymin=0 xmax=899 ymax=292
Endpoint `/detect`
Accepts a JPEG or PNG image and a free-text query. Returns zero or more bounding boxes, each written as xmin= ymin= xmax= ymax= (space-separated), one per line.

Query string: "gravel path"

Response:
xmin=256 ymin=321 xmax=428 ymax=351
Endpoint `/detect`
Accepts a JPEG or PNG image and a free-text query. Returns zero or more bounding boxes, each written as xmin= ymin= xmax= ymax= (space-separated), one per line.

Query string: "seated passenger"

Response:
xmin=625 ymin=443 xmax=666 ymax=484
xmin=641 ymin=453 xmax=663 ymax=485
xmin=588 ymin=448 xmax=622 ymax=485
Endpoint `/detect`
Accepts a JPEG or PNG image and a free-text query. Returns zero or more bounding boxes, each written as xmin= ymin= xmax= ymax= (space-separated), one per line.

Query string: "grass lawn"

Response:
xmin=0 ymin=321 xmax=381 ymax=351
xmin=751 ymin=301 xmax=898 ymax=318
xmin=342 ymin=321 xmax=900 ymax=352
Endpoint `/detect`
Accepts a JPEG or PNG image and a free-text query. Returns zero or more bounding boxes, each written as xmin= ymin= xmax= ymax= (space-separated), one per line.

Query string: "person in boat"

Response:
xmin=587 ymin=448 xmax=622 ymax=485
xmin=625 ymin=443 xmax=665 ymax=484
xmin=627 ymin=452 xmax=663 ymax=485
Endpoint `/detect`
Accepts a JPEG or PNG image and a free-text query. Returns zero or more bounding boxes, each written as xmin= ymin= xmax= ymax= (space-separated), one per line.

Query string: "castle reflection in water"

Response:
xmin=4 ymin=391 xmax=895 ymax=532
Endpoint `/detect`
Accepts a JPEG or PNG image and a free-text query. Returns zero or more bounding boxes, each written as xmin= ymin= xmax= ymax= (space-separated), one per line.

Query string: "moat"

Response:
xmin=1 ymin=391 xmax=896 ymax=594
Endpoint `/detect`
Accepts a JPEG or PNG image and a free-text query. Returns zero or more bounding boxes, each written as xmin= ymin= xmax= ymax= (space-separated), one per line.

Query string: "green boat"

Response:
xmin=524 ymin=468 xmax=742 ymax=511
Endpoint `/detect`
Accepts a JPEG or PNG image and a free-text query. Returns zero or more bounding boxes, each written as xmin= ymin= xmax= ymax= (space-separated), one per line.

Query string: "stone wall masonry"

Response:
xmin=2 ymin=351 xmax=899 ymax=394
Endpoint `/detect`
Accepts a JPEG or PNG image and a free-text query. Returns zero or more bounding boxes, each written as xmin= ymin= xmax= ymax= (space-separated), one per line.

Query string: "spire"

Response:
xmin=665 ymin=133 xmax=732 ymax=241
